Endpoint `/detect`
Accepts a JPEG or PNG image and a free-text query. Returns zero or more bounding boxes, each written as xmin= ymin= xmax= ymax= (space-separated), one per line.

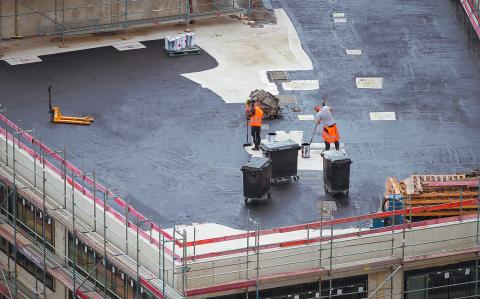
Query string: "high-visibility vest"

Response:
xmin=322 ymin=123 xmax=340 ymax=143
xmin=249 ymin=106 xmax=263 ymax=127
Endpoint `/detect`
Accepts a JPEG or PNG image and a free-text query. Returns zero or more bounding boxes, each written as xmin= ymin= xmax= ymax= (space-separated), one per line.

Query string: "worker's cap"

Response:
xmin=314 ymin=105 xmax=321 ymax=112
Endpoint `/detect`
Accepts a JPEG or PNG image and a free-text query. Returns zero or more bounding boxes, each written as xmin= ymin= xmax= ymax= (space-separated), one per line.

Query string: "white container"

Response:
xmin=178 ymin=33 xmax=187 ymax=49
xmin=174 ymin=35 xmax=183 ymax=51
xmin=185 ymin=33 xmax=191 ymax=48
xmin=186 ymin=32 xmax=196 ymax=48
xmin=165 ymin=36 xmax=175 ymax=51
xmin=168 ymin=37 xmax=175 ymax=51
xmin=164 ymin=37 xmax=169 ymax=50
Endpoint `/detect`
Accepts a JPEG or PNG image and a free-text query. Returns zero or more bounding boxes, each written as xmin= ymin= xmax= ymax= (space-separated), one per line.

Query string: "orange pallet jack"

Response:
xmin=48 ymin=85 xmax=94 ymax=125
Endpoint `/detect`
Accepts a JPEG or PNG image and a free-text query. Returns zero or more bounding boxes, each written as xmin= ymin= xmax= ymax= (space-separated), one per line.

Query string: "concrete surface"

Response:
xmin=182 ymin=9 xmax=313 ymax=103
xmin=0 ymin=15 xmax=247 ymax=58
xmin=0 ymin=0 xmax=220 ymax=37
xmin=1 ymin=0 xmax=479 ymax=231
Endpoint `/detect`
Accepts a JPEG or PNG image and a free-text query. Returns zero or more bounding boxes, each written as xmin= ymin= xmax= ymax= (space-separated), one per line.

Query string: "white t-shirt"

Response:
xmin=316 ymin=106 xmax=335 ymax=127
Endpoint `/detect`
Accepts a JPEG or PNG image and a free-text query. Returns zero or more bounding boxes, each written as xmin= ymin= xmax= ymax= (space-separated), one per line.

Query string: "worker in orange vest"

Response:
xmin=246 ymin=100 xmax=264 ymax=151
xmin=314 ymin=101 xmax=340 ymax=151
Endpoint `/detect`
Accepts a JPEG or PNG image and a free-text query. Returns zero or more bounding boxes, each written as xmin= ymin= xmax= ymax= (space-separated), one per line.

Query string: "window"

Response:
xmin=406 ymin=274 xmax=427 ymax=299
xmin=449 ymin=267 xmax=473 ymax=297
xmin=67 ymin=232 xmax=154 ymax=299
xmin=428 ymin=271 xmax=449 ymax=299
xmin=0 ymin=181 xmax=55 ymax=253
xmin=0 ymin=236 xmax=55 ymax=291
xmin=210 ymin=276 xmax=368 ymax=299
xmin=405 ymin=261 xmax=480 ymax=299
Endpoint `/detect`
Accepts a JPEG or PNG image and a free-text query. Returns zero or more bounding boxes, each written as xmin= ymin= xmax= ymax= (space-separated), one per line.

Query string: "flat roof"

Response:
xmin=1 ymin=0 xmax=479 ymax=230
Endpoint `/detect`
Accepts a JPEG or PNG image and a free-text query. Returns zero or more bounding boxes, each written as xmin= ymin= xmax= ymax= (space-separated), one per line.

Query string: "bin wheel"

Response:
xmin=267 ymin=191 xmax=271 ymax=199
xmin=244 ymin=198 xmax=249 ymax=205
xmin=293 ymin=176 xmax=299 ymax=181
xmin=345 ymin=191 xmax=349 ymax=197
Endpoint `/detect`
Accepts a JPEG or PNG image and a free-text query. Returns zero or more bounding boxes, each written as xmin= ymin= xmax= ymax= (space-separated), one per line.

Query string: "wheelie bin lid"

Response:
xmin=323 ymin=149 xmax=351 ymax=162
xmin=241 ymin=157 xmax=271 ymax=172
xmin=260 ymin=140 xmax=301 ymax=152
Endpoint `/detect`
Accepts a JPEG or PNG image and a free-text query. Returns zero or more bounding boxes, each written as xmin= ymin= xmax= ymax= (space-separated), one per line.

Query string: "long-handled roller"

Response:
xmin=308 ymin=123 xmax=318 ymax=145
xmin=308 ymin=95 xmax=328 ymax=145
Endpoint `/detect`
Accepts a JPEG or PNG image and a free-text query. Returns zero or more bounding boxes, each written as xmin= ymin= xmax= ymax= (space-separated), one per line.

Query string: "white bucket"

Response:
xmin=267 ymin=132 xmax=276 ymax=143
xmin=301 ymin=143 xmax=310 ymax=158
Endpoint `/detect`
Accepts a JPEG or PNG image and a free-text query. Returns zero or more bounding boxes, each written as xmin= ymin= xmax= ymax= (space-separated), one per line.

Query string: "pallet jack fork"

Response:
xmin=48 ymin=85 xmax=94 ymax=125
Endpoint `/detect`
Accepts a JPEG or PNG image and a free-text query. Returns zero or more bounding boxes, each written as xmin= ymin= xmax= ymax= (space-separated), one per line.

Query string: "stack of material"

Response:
xmin=164 ymin=32 xmax=196 ymax=52
xmin=384 ymin=174 xmax=479 ymax=219
xmin=249 ymin=89 xmax=281 ymax=119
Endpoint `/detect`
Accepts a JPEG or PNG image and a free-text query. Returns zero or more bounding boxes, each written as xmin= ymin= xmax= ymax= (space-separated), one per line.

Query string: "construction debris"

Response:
xmin=249 ymin=89 xmax=281 ymax=119
xmin=384 ymin=173 xmax=479 ymax=219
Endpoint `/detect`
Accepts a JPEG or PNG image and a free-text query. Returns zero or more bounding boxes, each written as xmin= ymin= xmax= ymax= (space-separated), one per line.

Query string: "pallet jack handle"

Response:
xmin=48 ymin=85 xmax=52 ymax=112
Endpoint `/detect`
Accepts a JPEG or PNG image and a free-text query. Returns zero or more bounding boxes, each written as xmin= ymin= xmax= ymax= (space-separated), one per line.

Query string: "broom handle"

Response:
xmin=246 ymin=119 xmax=250 ymax=143
xmin=309 ymin=123 xmax=318 ymax=144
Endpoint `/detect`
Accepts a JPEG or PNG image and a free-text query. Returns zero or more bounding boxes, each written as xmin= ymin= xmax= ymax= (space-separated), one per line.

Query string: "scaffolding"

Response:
xmin=0 ymin=0 xmax=249 ymax=40
xmin=0 ymin=112 xmax=478 ymax=299
xmin=461 ymin=0 xmax=480 ymax=40
xmin=0 ymin=113 xmax=186 ymax=298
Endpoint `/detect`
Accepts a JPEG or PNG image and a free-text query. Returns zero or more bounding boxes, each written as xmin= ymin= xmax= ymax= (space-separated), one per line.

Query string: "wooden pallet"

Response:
xmin=385 ymin=173 xmax=479 ymax=219
xmin=409 ymin=211 xmax=477 ymax=217
xmin=402 ymin=174 xmax=467 ymax=195
xmin=410 ymin=191 xmax=478 ymax=198
xmin=165 ymin=46 xmax=202 ymax=57
xmin=385 ymin=177 xmax=404 ymax=198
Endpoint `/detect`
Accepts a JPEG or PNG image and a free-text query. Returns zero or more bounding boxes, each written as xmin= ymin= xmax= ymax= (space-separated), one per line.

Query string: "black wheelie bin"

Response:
xmin=260 ymin=140 xmax=301 ymax=183
xmin=241 ymin=157 xmax=272 ymax=205
xmin=322 ymin=149 xmax=352 ymax=197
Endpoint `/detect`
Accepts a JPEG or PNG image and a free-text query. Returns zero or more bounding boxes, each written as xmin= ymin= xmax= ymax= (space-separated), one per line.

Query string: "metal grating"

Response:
xmin=268 ymin=71 xmax=290 ymax=82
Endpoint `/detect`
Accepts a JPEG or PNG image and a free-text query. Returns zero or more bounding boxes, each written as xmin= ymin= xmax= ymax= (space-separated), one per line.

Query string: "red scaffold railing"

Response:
xmin=463 ymin=0 xmax=480 ymax=39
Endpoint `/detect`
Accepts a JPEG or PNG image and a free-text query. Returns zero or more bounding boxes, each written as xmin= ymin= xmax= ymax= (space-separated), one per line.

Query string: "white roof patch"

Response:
xmin=356 ymin=77 xmax=383 ymax=89
xmin=4 ymin=56 xmax=42 ymax=65
xmin=370 ymin=112 xmax=396 ymax=120
xmin=282 ymin=80 xmax=319 ymax=91
xmin=297 ymin=115 xmax=315 ymax=121
xmin=346 ymin=49 xmax=362 ymax=55
xmin=113 ymin=42 xmax=146 ymax=51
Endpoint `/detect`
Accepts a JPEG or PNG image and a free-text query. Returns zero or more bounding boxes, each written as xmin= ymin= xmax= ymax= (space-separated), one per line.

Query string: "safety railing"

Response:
xmin=0 ymin=0 xmax=250 ymax=38
xmin=0 ymin=114 xmax=186 ymax=298
xmin=462 ymin=0 xmax=480 ymax=39
xmin=184 ymin=207 xmax=480 ymax=296
xmin=177 ymin=195 xmax=479 ymax=262
xmin=0 ymin=114 xmax=180 ymax=250
xmin=467 ymin=0 xmax=480 ymax=21
xmin=0 ymin=112 xmax=479 ymax=298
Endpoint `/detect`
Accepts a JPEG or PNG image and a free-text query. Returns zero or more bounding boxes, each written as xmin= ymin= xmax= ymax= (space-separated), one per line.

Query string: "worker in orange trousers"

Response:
xmin=314 ymin=101 xmax=340 ymax=151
